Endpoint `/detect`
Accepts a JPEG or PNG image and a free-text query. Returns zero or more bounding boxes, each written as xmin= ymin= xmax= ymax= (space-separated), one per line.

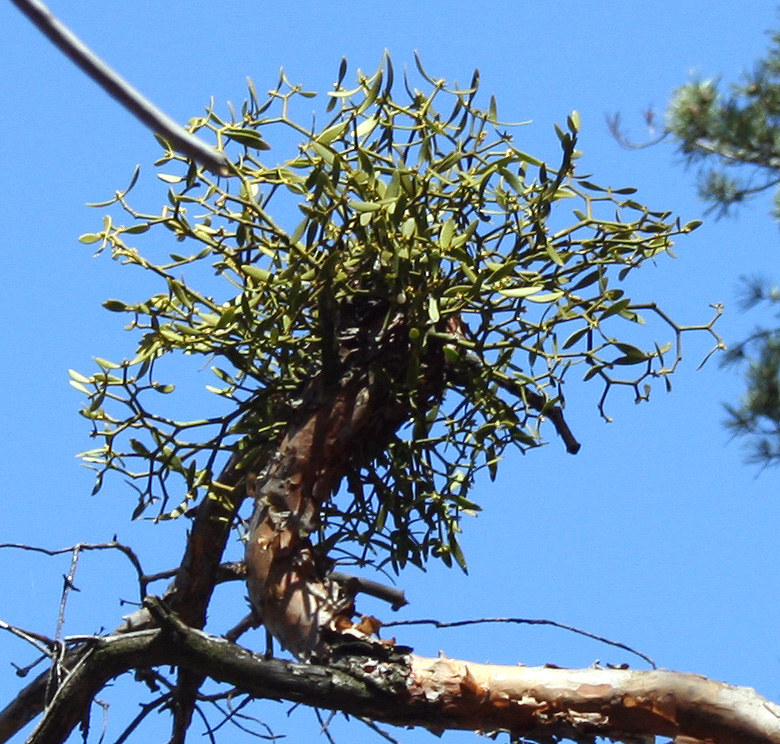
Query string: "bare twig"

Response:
xmin=55 ymin=548 xmax=80 ymax=645
xmin=48 ymin=547 xmax=82 ymax=703
xmin=381 ymin=616 xmax=657 ymax=668
xmin=189 ymin=699 xmax=218 ymax=744
xmin=112 ymin=694 xmax=171 ymax=744
xmin=330 ymin=572 xmax=408 ymax=610
xmin=8 ymin=0 xmax=231 ymax=175
xmin=138 ymin=567 xmax=178 ymax=587
xmin=10 ymin=655 xmax=47 ymax=679
xmin=0 ymin=620 xmax=55 ymax=660
xmin=314 ymin=708 xmax=338 ymax=744
xmin=0 ymin=541 xmax=148 ymax=601
xmin=224 ymin=613 xmax=261 ymax=644
xmin=206 ymin=694 xmax=279 ymax=740
xmin=358 ymin=716 xmax=404 ymax=744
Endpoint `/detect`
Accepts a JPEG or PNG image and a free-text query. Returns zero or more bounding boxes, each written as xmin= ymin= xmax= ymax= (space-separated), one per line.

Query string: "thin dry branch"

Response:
xmin=0 ymin=450 xmax=249 ymax=742
xmin=8 ymin=0 xmax=230 ymax=175
xmin=0 ymin=541 xmax=147 ymax=601
xmin=0 ymin=620 xmax=54 ymax=660
xmin=383 ymin=616 xmax=656 ymax=668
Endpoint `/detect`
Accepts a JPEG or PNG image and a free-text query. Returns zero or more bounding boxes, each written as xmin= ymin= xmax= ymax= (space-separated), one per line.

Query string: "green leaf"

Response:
xmin=613 ymin=342 xmax=649 ymax=361
xmin=486 ymin=262 xmax=518 ymax=285
xmin=427 ymin=297 xmax=440 ymax=323
xmin=308 ymin=141 xmax=336 ymax=165
xmin=129 ymin=439 xmax=151 ymax=457
xmin=78 ymin=233 xmax=102 ymax=244
xmin=450 ymin=534 xmax=468 ymax=573
xmin=72 ymin=54 xmax=711 ymax=579
xmin=513 ymin=150 xmax=544 ymax=168
xmin=124 ymin=223 xmax=150 ymax=235
xmin=102 ymin=299 xmax=129 ymax=312
xmin=244 ymin=265 xmax=271 ymax=282
xmin=488 ymin=95 xmax=498 ymax=123
xmin=316 ymin=120 xmax=349 ymax=146
xmin=355 ymin=113 xmax=380 ymax=139
xmin=439 ymin=219 xmax=455 ymax=249
xmin=224 ymin=127 xmax=271 ymax=150
xmin=498 ymin=285 xmax=544 ymax=298
xmin=577 ymin=180 xmax=606 ymax=192
xmin=611 ymin=354 xmax=647 ymax=365
xmin=569 ymin=269 xmax=601 ymax=292
xmin=526 ymin=290 xmax=563 ymax=303
xmin=562 ymin=326 xmax=590 ymax=349
xmin=600 ymin=298 xmax=632 ymax=320
xmin=499 ymin=168 xmax=524 ymax=194
xmin=348 ymin=200 xmax=382 ymax=213
xmin=93 ymin=357 xmax=120 ymax=370
xmin=583 ymin=364 xmax=604 ymax=381
xmin=69 ymin=380 xmax=90 ymax=395
xmin=543 ymin=240 xmax=565 ymax=266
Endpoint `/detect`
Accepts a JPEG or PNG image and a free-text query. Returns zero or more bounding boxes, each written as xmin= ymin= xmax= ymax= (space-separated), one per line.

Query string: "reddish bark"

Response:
xmin=405 ymin=656 xmax=780 ymax=744
xmin=243 ymin=300 xmax=447 ymax=658
xmin=7 ymin=610 xmax=780 ymax=744
xmin=244 ymin=365 xmax=414 ymax=658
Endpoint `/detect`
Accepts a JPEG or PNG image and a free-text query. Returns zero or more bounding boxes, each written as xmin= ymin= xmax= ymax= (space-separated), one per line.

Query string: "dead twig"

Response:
xmin=0 ymin=541 xmax=148 ymax=601
xmin=382 ymin=616 xmax=656 ymax=668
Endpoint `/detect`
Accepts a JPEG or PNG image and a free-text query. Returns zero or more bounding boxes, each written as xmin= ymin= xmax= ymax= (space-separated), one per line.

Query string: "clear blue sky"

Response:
xmin=1 ymin=2 xmax=779 ymax=742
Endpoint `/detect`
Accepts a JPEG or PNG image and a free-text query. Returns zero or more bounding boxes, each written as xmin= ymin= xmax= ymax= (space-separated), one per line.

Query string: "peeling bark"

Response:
xmin=406 ymin=656 xmax=780 ymax=744
xmin=244 ymin=307 xmax=437 ymax=659
xmin=244 ymin=365 xmax=413 ymax=658
xmin=240 ymin=308 xmax=585 ymax=660
xmin=8 ymin=606 xmax=780 ymax=744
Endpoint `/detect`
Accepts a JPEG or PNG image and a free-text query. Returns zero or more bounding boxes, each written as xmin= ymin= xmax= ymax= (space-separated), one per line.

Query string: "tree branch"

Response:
xmin=0 ymin=452 xmax=251 ymax=742
xmin=455 ymin=350 xmax=581 ymax=454
xmin=330 ymin=572 xmax=408 ymax=611
xmin=8 ymin=0 xmax=231 ymax=175
xmin=10 ymin=601 xmax=780 ymax=744
xmin=383 ymin=616 xmax=655 ymax=668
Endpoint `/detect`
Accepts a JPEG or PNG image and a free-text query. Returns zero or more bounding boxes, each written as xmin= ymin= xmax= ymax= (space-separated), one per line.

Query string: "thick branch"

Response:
xmin=245 ymin=366 xmax=412 ymax=658
xmin=14 ymin=610 xmax=780 ymax=744
xmin=330 ymin=571 xmax=408 ymax=611
xmin=244 ymin=309 xmax=421 ymax=659
xmin=407 ymin=656 xmax=780 ymax=743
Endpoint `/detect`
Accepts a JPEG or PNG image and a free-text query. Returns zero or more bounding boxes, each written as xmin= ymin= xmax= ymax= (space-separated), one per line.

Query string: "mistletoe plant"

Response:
xmin=72 ymin=55 xmax=719 ymax=655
